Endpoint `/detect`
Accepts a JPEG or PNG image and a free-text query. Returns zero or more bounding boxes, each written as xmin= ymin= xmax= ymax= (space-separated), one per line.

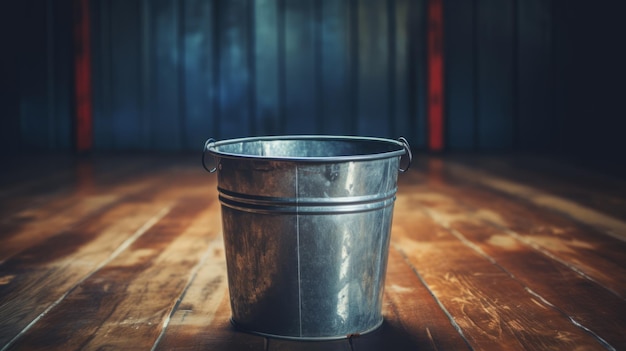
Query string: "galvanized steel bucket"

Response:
xmin=202 ymin=135 xmax=411 ymax=340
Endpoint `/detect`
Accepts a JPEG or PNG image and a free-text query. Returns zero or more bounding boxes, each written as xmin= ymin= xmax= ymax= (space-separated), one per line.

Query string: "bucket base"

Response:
xmin=229 ymin=317 xmax=384 ymax=341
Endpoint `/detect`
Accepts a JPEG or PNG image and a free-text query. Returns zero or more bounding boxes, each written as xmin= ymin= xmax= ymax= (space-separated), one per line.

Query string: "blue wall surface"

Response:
xmin=2 ymin=0 xmax=625 ymax=157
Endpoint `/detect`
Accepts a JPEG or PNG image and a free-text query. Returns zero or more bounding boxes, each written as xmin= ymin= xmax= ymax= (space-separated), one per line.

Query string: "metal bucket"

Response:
xmin=202 ymin=135 xmax=411 ymax=340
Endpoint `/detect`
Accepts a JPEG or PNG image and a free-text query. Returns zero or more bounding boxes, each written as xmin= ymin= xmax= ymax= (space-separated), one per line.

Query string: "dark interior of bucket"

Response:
xmin=213 ymin=138 xmax=402 ymax=158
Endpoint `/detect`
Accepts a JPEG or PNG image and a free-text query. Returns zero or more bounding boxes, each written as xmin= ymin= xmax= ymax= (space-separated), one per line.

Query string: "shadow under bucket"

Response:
xmin=203 ymin=135 xmax=411 ymax=340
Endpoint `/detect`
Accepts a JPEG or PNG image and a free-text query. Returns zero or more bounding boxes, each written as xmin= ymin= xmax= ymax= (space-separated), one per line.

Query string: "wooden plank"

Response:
xmin=446 ymin=162 xmax=626 ymax=243
xmin=283 ymin=0 xmax=318 ymax=134
xmin=357 ymin=0 xmax=389 ymax=137
xmin=182 ymin=0 xmax=214 ymax=149
xmin=151 ymin=237 xmax=244 ymax=350
xmin=6 ymin=198 xmax=216 ymax=350
xmin=451 ymin=155 xmax=626 ymax=221
xmin=0 ymin=157 xmax=176 ymax=263
xmin=353 ymin=248 xmax=470 ymax=351
xmin=110 ymin=0 xmax=142 ymax=149
xmin=254 ymin=0 xmax=280 ymax=135
xmin=0 ymin=157 xmax=77 ymax=198
xmin=390 ymin=193 xmax=607 ymax=350
xmin=476 ymin=0 xmax=514 ymax=149
xmin=0 ymin=203 xmax=171 ymax=347
xmin=159 ymin=291 xmax=266 ymax=351
xmin=405 ymin=187 xmax=626 ymax=349
xmin=320 ymin=0 xmax=351 ymax=135
xmin=151 ymin=206 xmax=266 ymax=351
xmin=443 ymin=0 xmax=476 ymax=150
xmin=424 ymin=166 xmax=626 ymax=300
xmin=218 ymin=0 xmax=252 ymax=139
xmin=0 ymin=194 xmax=118 ymax=262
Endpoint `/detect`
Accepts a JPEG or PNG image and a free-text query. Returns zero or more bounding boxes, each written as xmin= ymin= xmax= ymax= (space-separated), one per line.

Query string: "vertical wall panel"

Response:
xmin=152 ymin=0 xmax=182 ymax=149
xmin=477 ymin=0 xmax=515 ymax=149
xmin=218 ymin=0 xmax=251 ymax=139
xmin=0 ymin=2 xmax=22 ymax=151
xmin=18 ymin=0 xmax=53 ymax=150
xmin=15 ymin=0 xmax=73 ymax=151
xmin=357 ymin=0 xmax=389 ymax=137
xmin=110 ymin=0 xmax=142 ymax=149
xmin=52 ymin=0 xmax=74 ymax=150
xmin=182 ymin=0 xmax=214 ymax=148
xmin=552 ymin=0 xmax=626 ymax=159
xmin=284 ymin=0 xmax=318 ymax=134
xmin=92 ymin=0 xmax=113 ymax=149
xmin=140 ymin=0 xmax=152 ymax=149
xmin=15 ymin=0 xmax=625 ymax=157
xmin=517 ymin=0 xmax=553 ymax=150
xmin=393 ymin=0 xmax=409 ymax=139
xmin=444 ymin=0 xmax=476 ymax=150
xmin=407 ymin=0 xmax=427 ymax=148
xmin=254 ymin=0 xmax=280 ymax=136
xmin=320 ymin=0 xmax=352 ymax=135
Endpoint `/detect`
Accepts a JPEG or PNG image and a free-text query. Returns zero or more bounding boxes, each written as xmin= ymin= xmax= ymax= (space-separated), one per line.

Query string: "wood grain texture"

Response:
xmin=403 ymin=185 xmax=626 ymax=349
xmin=391 ymin=200 xmax=608 ymax=350
xmin=1 ymin=155 xmax=625 ymax=350
xmin=451 ymin=155 xmax=626 ymax=221
xmin=6 ymin=198 xmax=214 ymax=350
xmin=353 ymin=248 xmax=471 ymax=351
xmin=446 ymin=161 xmax=626 ymax=243
xmin=435 ymin=163 xmax=626 ymax=301
xmin=0 ymin=158 xmax=174 ymax=263
xmin=0 ymin=203 xmax=171 ymax=347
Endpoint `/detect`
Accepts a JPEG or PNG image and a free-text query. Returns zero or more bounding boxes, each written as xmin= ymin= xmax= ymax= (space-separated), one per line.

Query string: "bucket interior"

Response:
xmin=209 ymin=136 xmax=405 ymax=160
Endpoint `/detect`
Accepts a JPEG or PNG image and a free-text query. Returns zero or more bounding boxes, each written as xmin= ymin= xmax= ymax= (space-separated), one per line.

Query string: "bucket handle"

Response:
xmin=398 ymin=137 xmax=412 ymax=173
xmin=202 ymin=138 xmax=217 ymax=173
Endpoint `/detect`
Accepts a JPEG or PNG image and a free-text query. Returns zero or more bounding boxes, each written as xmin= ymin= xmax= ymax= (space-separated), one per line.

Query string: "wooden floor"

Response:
xmin=1 ymin=153 xmax=625 ymax=350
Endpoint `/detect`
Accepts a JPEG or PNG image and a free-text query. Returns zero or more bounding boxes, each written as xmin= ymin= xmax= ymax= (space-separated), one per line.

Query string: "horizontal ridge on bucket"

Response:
xmin=218 ymin=186 xmax=397 ymax=214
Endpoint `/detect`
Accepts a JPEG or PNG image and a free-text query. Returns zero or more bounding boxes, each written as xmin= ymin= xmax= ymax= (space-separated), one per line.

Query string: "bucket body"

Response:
xmin=206 ymin=136 xmax=410 ymax=340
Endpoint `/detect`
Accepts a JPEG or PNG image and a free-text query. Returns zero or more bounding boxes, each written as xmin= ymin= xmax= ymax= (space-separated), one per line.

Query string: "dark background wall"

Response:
xmin=1 ymin=0 xmax=625 ymax=159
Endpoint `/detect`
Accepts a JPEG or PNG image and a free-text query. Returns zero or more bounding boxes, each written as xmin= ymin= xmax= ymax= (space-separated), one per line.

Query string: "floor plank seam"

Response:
xmin=390 ymin=246 xmax=475 ymax=351
xmin=486 ymin=220 xmax=624 ymax=301
xmin=149 ymin=236 xmax=219 ymax=351
xmin=420 ymin=207 xmax=617 ymax=351
xmin=0 ymin=205 xmax=171 ymax=351
xmin=523 ymin=287 xmax=616 ymax=351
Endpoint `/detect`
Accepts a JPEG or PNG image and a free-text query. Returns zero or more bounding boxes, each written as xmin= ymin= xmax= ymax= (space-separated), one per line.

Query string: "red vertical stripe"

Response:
xmin=427 ymin=0 xmax=444 ymax=151
xmin=74 ymin=0 xmax=92 ymax=152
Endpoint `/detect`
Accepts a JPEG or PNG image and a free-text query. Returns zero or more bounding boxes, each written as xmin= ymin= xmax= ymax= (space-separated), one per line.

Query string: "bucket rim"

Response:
xmin=205 ymin=135 xmax=407 ymax=162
